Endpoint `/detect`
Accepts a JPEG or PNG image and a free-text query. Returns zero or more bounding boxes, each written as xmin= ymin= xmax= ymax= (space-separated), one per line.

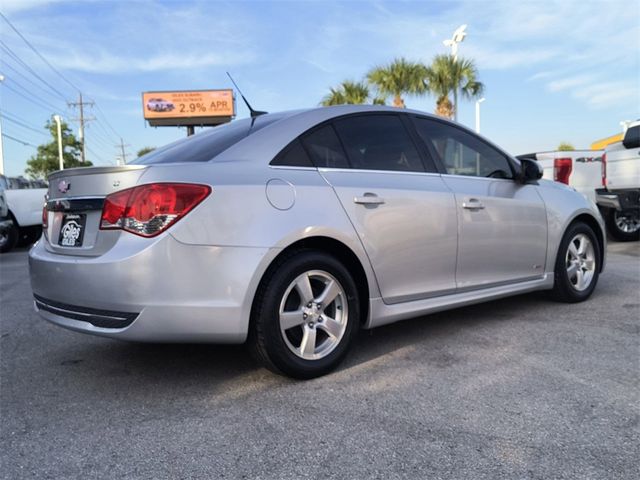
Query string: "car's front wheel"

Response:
xmin=550 ymin=222 xmax=601 ymax=303
xmin=250 ymin=250 xmax=360 ymax=379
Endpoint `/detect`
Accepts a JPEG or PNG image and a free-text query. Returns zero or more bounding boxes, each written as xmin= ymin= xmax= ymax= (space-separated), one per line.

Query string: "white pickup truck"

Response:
xmin=0 ymin=175 xmax=48 ymax=253
xmin=595 ymin=121 xmax=640 ymax=241
xmin=516 ymin=150 xmax=604 ymax=204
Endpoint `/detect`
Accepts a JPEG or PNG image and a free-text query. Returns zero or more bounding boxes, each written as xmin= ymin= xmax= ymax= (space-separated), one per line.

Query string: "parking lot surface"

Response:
xmin=1 ymin=242 xmax=638 ymax=479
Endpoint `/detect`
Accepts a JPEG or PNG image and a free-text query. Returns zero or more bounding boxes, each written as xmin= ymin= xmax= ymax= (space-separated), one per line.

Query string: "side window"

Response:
xmin=271 ymin=139 xmax=314 ymax=167
xmin=301 ymin=125 xmax=350 ymax=169
xmin=414 ymin=117 xmax=513 ymax=179
xmin=333 ymin=115 xmax=425 ymax=172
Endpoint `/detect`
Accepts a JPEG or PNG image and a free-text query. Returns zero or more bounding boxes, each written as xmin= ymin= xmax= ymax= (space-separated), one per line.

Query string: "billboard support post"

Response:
xmin=187 ymin=126 xmax=195 ymax=137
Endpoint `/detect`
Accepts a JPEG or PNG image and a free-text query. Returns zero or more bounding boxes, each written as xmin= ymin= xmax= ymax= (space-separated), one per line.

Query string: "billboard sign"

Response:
xmin=142 ymin=89 xmax=235 ymax=126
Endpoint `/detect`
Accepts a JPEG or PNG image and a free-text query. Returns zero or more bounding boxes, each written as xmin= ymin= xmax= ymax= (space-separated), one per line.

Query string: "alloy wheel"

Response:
xmin=279 ymin=270 xmax=348 ymax=361
xmin=565 ymin=233 xmax=596 ymax=291
xmin=614 ymin=211 xmax=640 ymax=234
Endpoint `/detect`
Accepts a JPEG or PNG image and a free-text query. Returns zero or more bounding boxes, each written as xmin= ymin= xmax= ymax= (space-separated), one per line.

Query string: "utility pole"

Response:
xmin=115 ymin=138 xmax=130 ymax=166
xmin=68 ymin=92 xmax=94 ymax=163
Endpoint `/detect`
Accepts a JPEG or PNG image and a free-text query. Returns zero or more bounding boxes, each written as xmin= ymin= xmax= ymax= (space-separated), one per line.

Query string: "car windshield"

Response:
xmin=131 ymin=113 xmax=288 ymax=165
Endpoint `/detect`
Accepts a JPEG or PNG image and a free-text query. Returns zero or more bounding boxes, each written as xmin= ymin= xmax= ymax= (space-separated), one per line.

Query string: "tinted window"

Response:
xmin=334 ymin=115 xmax=425 ymax=172
xmin=623 ymin=125 xmax=640 ymax=149
xmin=414 ymin=118 xmax=513 ymax=178
xmin=301 ymin=125 xmax=350 ymax=168
xmin=132 ymin=115 xmax=282 ymax=165
xmin=271 ymin=139 xmax=314 ymax=167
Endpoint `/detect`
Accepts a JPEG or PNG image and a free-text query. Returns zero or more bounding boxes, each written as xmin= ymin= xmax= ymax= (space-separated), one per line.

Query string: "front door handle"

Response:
xmin=354 ymin=193 xmax=385 ymax=205
xmin=462 ymin=198 xmax=485 ymax=210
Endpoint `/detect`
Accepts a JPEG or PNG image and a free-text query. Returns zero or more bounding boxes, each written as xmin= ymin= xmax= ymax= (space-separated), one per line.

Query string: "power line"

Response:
xmin=0 ymin=12 xmax=80 ymax=93
xmin=0 ymin=41 xmax=69 ymax=102
xmin=0 ymin=60 xmax=68 ymax=105
xmin=2 ymin=76 xmax=65 ymax=113
xmin=2 ymin=132 xmax=37 ymax=147
xmin=92 ymin=101 xmax=123 ymax=140
xmin=2 ymin=116 xmax=49 ymax=137
xmin=2 ymin=82 xmax=65 ymax=113
xmin=2 ymin=110 xmax=47 ymax=131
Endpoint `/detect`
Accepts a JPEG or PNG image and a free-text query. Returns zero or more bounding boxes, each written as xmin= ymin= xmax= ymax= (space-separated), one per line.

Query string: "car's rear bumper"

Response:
xmin=596 ymin=188 xmax=640 ymax=212
xmin=29 ymin=235 xmax=276 ymax=343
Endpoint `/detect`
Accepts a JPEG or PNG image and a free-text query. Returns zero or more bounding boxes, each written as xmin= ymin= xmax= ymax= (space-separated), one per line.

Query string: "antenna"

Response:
xmin=226 ymin=72 xmax=267 ymax=118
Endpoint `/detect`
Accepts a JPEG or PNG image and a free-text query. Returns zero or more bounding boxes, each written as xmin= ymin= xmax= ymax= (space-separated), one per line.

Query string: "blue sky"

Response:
xmin=0 ymin=0 xmax=638 ymax=177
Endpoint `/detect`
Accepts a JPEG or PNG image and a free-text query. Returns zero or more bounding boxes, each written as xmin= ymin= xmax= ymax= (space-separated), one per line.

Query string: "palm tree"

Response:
xmin=366 ymin=58 xmax=428 ymax=108
xmin=321 ymin=80 xmax=371 ymax=106
xmin=426 ymin=54 xmax=484 ymax=120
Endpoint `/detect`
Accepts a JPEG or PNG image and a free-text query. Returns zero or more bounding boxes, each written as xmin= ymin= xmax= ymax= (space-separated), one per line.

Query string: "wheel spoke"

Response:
xmin=280 ymin=310 xmax=305 ymax=330
xmin=317 ymin=279 xmax=341 ymax=307
xmin=318 ymin=315 xmax=342 ymax=339
xmin=568 ymin=242 xmax=579 ymax=260
xmin=295 ymin=274 xmax=314 ymax=305
xmin=577 ymin=236 xmax=588 ymax=255
xmin=567 ymin=263 xmax=579 ymax=279
xmin=300 ymin=326 xmax=317 ymax=357
xmin=575 ymin=269 xmax=585 ymax=289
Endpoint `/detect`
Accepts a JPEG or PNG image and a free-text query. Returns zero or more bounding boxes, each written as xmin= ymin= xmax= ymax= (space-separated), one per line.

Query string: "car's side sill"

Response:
xmin=366 ymin=274 xmax=554 ymax=329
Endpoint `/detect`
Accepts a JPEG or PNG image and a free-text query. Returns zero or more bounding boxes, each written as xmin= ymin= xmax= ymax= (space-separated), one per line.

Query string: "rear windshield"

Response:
xmin=132 ymin=114 xmax=284 ymax=165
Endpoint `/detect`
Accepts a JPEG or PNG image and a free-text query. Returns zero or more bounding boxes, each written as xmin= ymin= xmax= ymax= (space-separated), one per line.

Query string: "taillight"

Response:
xmin=42 ymin=203 xmax=48 ymax=228
xmin=100 ymin=183 xmax=211 ymax=237
xmin=553 ymin=157 xmax=572 ymax=184
xmin=601 ymin=153 xmax=607 ymax=187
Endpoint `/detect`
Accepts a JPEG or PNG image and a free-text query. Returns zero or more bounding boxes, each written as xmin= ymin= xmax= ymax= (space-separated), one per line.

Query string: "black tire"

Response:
xmin=550 ymin=222 xmax=601 ymax=303
xmin=17 ymin=225 xmax=42 ymax=247
xmin=605 ymin=209 xmax=640 ymax=242
xmin=250 ymin=249 xmax=360 ymax=379
xmin=0 ymin=222 xmax=18 ymax=253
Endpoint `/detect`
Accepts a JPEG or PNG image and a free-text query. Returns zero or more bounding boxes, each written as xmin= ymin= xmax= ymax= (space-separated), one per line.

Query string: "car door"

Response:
xmin=304 ymin=114 xmax=458 ymax=304
xmin=412 ymin=116 xmax=548 ymax=290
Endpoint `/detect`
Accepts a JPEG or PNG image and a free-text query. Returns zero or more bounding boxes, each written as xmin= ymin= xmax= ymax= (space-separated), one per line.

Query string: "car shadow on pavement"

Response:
xmin=52 ymin=290 xmax=553 ymax=396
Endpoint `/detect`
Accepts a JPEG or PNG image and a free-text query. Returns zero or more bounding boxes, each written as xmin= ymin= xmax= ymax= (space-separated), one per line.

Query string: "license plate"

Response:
xmin=58 ymin=214 xmax=86 ymax=247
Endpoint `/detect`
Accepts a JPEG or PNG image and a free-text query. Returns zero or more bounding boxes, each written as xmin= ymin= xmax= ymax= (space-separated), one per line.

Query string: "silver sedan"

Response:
xmin=29 ymin=105 xmax=605 ymax=378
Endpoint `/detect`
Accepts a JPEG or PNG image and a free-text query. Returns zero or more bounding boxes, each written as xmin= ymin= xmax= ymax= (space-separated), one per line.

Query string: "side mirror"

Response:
xmin=519 ymin=158 xmax=543 ymax=183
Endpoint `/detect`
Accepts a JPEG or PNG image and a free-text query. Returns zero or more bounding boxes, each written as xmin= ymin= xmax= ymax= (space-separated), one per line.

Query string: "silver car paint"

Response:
xmin=30 ymin=105 xmax=606 ymax=342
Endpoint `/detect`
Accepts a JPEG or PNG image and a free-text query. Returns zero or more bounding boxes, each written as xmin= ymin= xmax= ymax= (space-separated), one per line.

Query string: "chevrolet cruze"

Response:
xmin=29 ymin=105 xmax=605 ymax=378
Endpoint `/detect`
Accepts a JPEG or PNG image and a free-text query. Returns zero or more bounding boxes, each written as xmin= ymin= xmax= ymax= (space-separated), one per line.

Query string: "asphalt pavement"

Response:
xmin=1 ymin=242 xmax=638 ymax=479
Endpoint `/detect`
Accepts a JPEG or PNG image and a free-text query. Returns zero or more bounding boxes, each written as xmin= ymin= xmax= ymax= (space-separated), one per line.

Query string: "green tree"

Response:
xmin=366 ymin=58 xmax=429 ymax=108
xmin=321 ymin=80 xmax=385 ymax=106
xmin=557 ymin=142 xmax=575 ymax=151
xmin=137 ymin=146 xmax=155 ymax=157
xmin=25 ymin=119 xmax=91 ymax=180
xmin=426 ymin=54 xmax=484 ymax=119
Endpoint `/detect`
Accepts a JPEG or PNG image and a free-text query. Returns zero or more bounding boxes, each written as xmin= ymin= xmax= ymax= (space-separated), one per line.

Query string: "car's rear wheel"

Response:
xmin=0 ymin=222 xmax=18 ymax=253
xmin=550 ymin=222 xmax=601 ymax=303
xmin=606 ymin=209 xmax=640 ymax=242
xmin=250 ymin=250 xmax=360 ymax=379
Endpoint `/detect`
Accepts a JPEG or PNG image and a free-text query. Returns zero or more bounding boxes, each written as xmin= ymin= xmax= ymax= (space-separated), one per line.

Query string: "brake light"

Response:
xmin=601 ymin=153 xmax=607 ymax=187
xmin=553 ymin=157 xmax=572 ymax=184
xmin=100 ymin=183 xmax=211 ymax=237
xmin=42 ymin=203 xmax=48 ymax=229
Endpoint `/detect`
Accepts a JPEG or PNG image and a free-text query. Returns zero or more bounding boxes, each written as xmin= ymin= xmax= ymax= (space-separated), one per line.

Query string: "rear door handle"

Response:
xmin=354 ymin=193 xmax=385 ymax=205
xmin=462 ymin=198 xmax=485 ymax=210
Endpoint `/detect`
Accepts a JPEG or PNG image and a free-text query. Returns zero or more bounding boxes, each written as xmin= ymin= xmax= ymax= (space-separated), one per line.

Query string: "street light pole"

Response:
xmin=53 ymin=115 xmax=64 ymax=171
xmin=475 ymin=97 xmax=485 ymax=133
xmin=443 ymin=25 xmax=467 ymax=122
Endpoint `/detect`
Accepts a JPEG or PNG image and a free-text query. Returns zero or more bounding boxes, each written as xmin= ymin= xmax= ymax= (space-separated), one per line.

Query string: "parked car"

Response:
xmin=596 ymin=121 xmax=640 ymax=241
xmin=0 ymin=174 xmax=47 ymax=253
xmin=146 ymin=98 xmax=175 ymax=112
xmin=516 ymin=150 xmax=604 ymax=204
xmin=0 ymin=176 xmax=13 ymax=252
xmin=29 ymin=106 xmax=606 ymax=378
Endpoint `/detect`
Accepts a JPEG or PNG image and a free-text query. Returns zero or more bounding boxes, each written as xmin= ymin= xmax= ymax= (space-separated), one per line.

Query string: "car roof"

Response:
xmin=216 ymin=105 xmax=512 ymax=164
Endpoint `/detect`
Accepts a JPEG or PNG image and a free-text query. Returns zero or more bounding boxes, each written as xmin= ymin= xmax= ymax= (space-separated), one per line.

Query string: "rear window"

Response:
xmin=132 ymin=115 xmax=282 ymax=165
